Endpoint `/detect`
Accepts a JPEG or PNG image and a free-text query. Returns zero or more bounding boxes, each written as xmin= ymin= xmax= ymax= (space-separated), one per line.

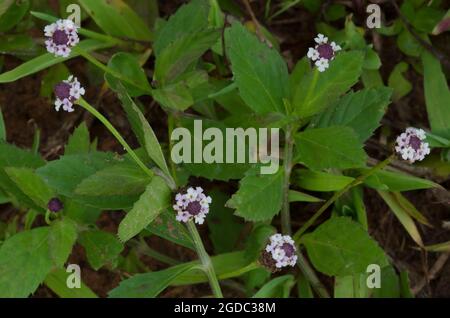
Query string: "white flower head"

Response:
xmin=395 ymin=127 xmax=431 ymax=163
xmin=173 ymin=187 xmax=212 ymax=225
xmin=53 ymin=76 xmax=85 ymax=112
xmin=307 ymin=34 xmax=341 ymax=72
xmin=262 ymin=234 xmax=297 ymax=270
xmin=44 ymin=19 xmax=79 ymax=57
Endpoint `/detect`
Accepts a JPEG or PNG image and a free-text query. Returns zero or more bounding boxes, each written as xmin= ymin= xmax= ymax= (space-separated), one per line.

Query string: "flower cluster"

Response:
xmin=173 ymin=187 xmax=212 ymax=225
xmin=44 ymin=19 xmax=79 ymax=57
xmin=395 ymin=127 xmax=430 ymax=163
xmin=307 ymin=33 xmax=341 ymax=72
xmin=53 ymin=75 xmax=85 ymax=112
xmin=260 ymin=234 xmax=297 ymax=271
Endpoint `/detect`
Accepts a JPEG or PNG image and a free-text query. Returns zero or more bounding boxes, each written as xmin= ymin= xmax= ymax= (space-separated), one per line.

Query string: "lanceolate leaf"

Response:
xmin=293 ymin=169 xmax=354 ymax=192
xmin=0 ymin=39 xmax=112 ymax=83
xmin=293 ymin=51 xmax=364 ymax=118
xmin=78 ymin=230 xmax=124 ymax=270
xmin=303 ymin=217 xmax=389 ymax=276
xmin=422 ymin=50 xmax=450 ymax=139
xmin=225 ymin=22 xmax=290 ymax=114
xmin=44 ymin=268 xmax=98 ymax=298
xmin=118 ymin=176 xmax=171 ymax=242
xmin=227 ymin=169 xmax=284 ymax=222
xmin=294 ymin=127 xmax=367 ymax=170
xmin=311 ymin=87 xmax=392 ymax=142
xmin=253 ymin=275 xmax=295 ymax=298
xmin=116 ymin=84 xmax=170 ymax=176
xmin=361 ymin=168 xmax=440 ymax=191
xmin=65 ymin=123 xmax=91 ymax=155
xmin=48 ymin=219 xmax=78 ymax=268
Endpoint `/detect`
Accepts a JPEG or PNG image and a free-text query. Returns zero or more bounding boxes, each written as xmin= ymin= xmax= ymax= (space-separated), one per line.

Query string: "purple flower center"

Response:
xmin=54 ymin=82 xmax=71 ymax=100
xmin=48 ymin=198 xmax=64 ymax=213
xmin=52 ymin=30 xmax=69 ymax=46
xmin=186 ymin=201 xmax=202 ymax=215
xmin=281 ymin=243 xmax=295 ymax=257
xmin=317 ymin=43 xmax=334 ymax=60
xmin=409 ymin=135 xmax=422 ymax=151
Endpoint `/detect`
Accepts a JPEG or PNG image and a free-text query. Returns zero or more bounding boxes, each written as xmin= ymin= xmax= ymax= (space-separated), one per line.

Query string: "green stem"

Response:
xmin=293 ymin=154 xmax=395 ymax=242
xmin=74 ymin=48 xmax=153 ymax=95
xmin=297 ymin=252 xmax=330 ymax=298
xmin=218 ymin=262 xmax=260 ymax=280
xmin=76 ymin=98 xmax=153 ymax=178
xmin=281 ymin=125 xmax=294 ymax=235
xmin=186 ymin=220 xmax=223 ymax=298
xmin=136 ymin=238 xmax=180 ymax=266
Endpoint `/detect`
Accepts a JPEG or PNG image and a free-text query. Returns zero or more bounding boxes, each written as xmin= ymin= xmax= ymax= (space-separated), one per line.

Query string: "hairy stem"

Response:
xmin=281 ymin=125 xmax=294 ymax=235
xmin=293 ymin=154 xmax=395 ymax=242
xmin=77 ymin=98 xmax=153 ymax=178
xmin=186 ymin=220 xmax=223 ymax=298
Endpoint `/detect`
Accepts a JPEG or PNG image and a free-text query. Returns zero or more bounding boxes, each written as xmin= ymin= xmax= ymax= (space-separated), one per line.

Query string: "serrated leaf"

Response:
xmin=303 ymin=217 xmax=388 ymax=276
xmin=311 ymin=88 xmax=392 ymax=142
xmin=118 ymin=176 xmax=171 ymax=242
xmin=293 ymin=51 xmax=364 ymax=118
xmin=65 ymin=123 xmax=91 ymax=155
xmin=227 ymin=169 xmax=284 ymax=222
xmin=78 ymin=0 xmax=152 ymax=42
xmin=5 ymin=167 xmax=54 ymax=209
xmin=294 ymin=127 xmax=367 ymax=170
xmin=75 ymin=163 xmax=152 ymax=196
xmin=78 ymin=230 xmax=124 ymax=270
xmin=225 ymin=22 xmax=289 ymax=114
xmin=48 ymin=219 xmax=78 ymax=268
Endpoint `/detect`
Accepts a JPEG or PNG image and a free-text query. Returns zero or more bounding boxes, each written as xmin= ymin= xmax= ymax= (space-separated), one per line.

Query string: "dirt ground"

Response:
xmin=0 ymin=0 xmax=449 ymax=297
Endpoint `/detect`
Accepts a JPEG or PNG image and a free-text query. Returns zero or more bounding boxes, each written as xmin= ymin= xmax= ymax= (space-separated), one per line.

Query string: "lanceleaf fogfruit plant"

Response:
xmin=0 ymin=0 xmax=444 ymax=299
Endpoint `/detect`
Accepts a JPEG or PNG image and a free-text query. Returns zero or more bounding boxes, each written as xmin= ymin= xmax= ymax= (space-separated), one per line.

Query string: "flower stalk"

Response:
xmin=186 ymin=220 xmax=223 ymax=298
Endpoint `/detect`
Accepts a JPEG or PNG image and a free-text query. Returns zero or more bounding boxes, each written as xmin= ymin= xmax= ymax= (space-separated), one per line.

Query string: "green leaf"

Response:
xmin=36 ymin=152 xmax=140 ymax=210
xmin=397 ymin=29 xmax=423 ymax=57
xmin=311 ymin=87 xmax=392 ymax=142
xmin=145 ymin=210 xmax=194 ymax=250
xmin=0 ymin=0 xmax=29 ymax=32
xmin=424 ymin=241 xmax=450 ymax=252
xmin=253 ymin=275 xmax=295 ymax=298
xmin=227 ymin=169 xmax=284 ymax=222
xmin=422 ymin=50 xmax=450 ymax=139
xmin=372 ymin=266 xmax=400 ymax=298
xmin=0 ymin=39 xmax=112 ymax=83
xmin=0 ymin=227 xmax=52 ymax=297
xmin=294 ymin=127 xmax=367 ymax=170
xmin=361 ymin=168 xmax=440 ymax=191
xmin=48 ymin=219 xmax=78 ymax=268
xmin=153 ymin=0 xmax=210 ymax=56
xmin=115 ymin=84 xmax=170 ymax=176
xmin=303 ymin=217 xmax=388 ymax=276
xmin=109 ymin=263 xmax=195 ymax=298
xmin=293 ymin=169 xmax=354 ymax=192
xmin=388 ymin=62 xmax=412 ymax=101
xmin=288 ymin=190 xmax=323 ymax=203
xmin=78 ymin=0 xmax=152 ymax=41
xmin=5 ymin=167 xmax=55 ymax=209
xmin=413 ymin=7 xmax=445 ymax=33
xmin=44 ymin=268 xmax=98 ymax=298
xmin=208 ymin=190 xmax=244 ymax=253
xmin=225 ymin=22 xmax=289 ymax=114
xmin=377 ymin=191 xmax=423 ymax=246
xmin=118 ymin=176 xmax=171 ymax=242
xmin=65 ymin=123 xmax=91 ymax=155
xmin=292 ymin=51 xmax=364 ymax=118
xmin=155 ymin=29 xmax=220 ymax=85
xmin=78 ymin=230 xmax=124 ymax=270
xmin=105 ymin=52 xmax=152 ymax=97
xmin=75 ymin=163 xmax=152 ymax=196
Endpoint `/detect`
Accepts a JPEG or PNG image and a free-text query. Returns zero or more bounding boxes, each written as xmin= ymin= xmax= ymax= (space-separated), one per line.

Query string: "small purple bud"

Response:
xmin=54 ymin=82 xmax=72 ymax=100
xmin=52 ymin=29 xmax=69 ymax=46
xmin=317 ymin=43 xmax=334 ymax=60
xmin=47 ymin=198 xmax=64 ymax=213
